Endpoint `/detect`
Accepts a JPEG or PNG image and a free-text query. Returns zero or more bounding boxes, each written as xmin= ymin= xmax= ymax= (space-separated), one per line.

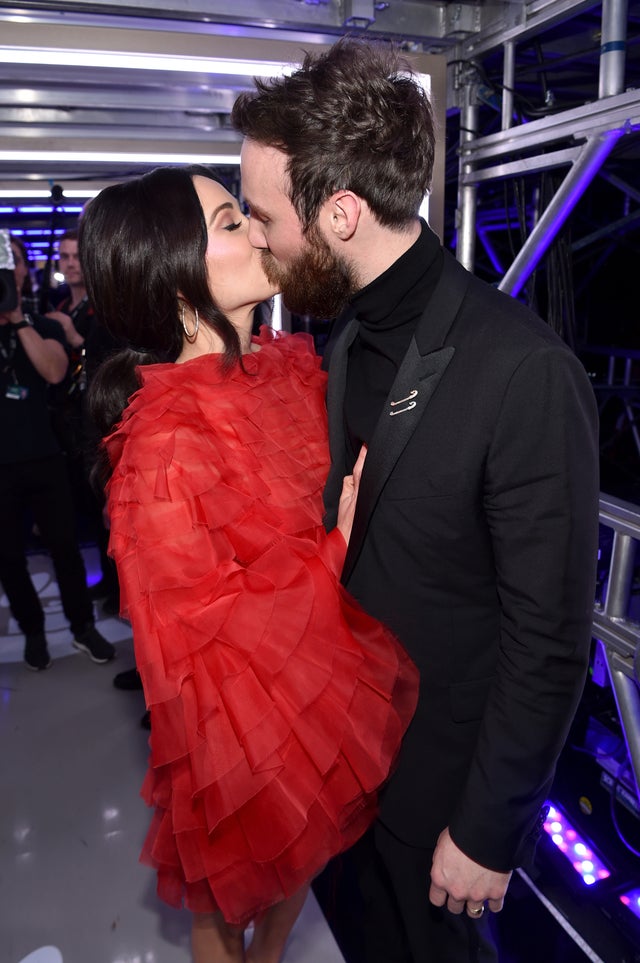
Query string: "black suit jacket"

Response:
xmin=323 ymin=250 xmax=599 ymax=871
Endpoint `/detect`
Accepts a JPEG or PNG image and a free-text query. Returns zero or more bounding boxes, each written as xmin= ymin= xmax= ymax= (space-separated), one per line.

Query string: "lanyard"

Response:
xmin=0 ymin=327 xmax=18 ymax=368
xmin=0 ymin=328 xmax=20 ymax=386
xmin=70 ymin=296 xmax=89 ymax=324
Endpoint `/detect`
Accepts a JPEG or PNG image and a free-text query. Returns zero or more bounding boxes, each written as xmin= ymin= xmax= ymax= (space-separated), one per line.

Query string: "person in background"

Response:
xmin=80 ymin=165 xmax=418 ymax=963
xmin=48 ymin=230 xmax=90 ymax=351
xmin=232 ymin=38 xmax=600 ymax=963
xmin=0 ymin=235 xmax=115 ymax=669
xmin=47 ymin=228 xmax=121 ymax=614
xmin=10 ymin=238 xmax=39 ymax=315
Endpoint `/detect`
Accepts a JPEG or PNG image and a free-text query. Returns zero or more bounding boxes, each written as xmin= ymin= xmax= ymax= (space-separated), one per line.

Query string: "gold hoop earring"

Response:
xmin=181 ymin=303 xmax=200 ymax=343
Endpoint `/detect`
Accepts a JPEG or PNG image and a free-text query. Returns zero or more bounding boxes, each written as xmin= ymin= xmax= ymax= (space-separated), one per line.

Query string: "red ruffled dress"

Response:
xmin=104 ymin=328 xmax=418 ymax=926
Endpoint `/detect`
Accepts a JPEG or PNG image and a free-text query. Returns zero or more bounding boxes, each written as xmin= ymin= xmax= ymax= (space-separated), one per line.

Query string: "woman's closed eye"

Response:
xmin=224 ymin=221 xmax=242 ymax=232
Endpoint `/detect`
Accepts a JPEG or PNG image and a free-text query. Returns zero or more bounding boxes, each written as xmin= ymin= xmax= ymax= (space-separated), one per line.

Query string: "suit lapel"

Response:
xmin=342 ymin=341 xmax=455 ymax=581
xmin=323 ymin=318 xmax=359 ymax=525
xmin=341 ymin=250 xmax=472 ymax=582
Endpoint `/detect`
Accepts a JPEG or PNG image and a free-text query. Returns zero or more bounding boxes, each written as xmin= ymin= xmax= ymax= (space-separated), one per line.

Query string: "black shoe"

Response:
xmin=24 ymin=631 xmax=52 ymax=671
xmin=73 ymin=625 xmax=116 ymax=664
xmin=140 ymin=709 xmax=151 ymax=730
xmin=113 ymin=667 xmax=142 ymax=691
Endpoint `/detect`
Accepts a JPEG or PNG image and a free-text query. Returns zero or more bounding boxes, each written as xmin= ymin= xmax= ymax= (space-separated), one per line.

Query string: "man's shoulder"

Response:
xmin=453 ymin=265 xmax=569 ymax=353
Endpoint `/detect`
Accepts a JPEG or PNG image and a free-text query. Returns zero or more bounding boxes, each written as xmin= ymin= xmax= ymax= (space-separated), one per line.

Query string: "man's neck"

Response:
xmin=66 ymin=284 xmax=87 ymax=311
xmin=351 ymin=218 xmax=423 ymax=291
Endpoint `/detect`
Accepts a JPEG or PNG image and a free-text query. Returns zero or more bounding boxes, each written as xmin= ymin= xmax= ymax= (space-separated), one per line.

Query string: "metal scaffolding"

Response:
xmin=451 ymin=0 xmax=639 ymax=292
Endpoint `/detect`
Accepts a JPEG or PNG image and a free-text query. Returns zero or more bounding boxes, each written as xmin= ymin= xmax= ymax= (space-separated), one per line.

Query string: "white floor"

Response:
xmin=0 ymin=549 xmax=346 ymax=963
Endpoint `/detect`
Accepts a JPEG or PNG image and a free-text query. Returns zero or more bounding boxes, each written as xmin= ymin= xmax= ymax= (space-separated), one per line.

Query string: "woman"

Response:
xmin=80 ymin=167 xmax=418 ymax=963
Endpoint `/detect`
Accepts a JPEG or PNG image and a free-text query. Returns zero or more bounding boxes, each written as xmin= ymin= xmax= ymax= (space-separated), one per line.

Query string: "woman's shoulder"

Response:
xmin=253 ymin=326 xmax=326 ymax=379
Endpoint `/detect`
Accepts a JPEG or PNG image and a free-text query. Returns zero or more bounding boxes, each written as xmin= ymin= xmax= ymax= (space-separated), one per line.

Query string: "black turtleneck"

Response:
xmin=344 ymin=220 xmax=443 ymax=461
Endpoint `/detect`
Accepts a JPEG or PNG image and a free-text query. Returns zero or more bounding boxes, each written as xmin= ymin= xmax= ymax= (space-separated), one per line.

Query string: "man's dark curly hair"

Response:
xmin=232 ymin=38 xmax=435 ymax=232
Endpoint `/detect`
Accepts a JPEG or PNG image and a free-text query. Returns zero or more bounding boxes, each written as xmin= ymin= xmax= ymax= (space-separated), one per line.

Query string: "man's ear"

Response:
xmin=325 ymin=191 xmax=362 ymax=241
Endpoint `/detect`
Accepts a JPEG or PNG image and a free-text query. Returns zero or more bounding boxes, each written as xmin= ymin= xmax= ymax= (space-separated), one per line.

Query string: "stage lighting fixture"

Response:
xmin=620 ymin=887 xmax=640 ymax=922
xmin=543 ymin=803 xmax=611 ymax=885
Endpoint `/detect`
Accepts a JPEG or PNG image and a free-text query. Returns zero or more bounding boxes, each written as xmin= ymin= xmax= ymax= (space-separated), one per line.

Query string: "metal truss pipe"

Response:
xmin=599 ymin=0 xmax=628 ymax=98
xmin=604 ymin=648 xmax=640 ymax=800
xmin=502 ymin=41 xmax=515 ymax=131
xmin=605 ymin=531 xmax=637 ymax=619
xmin=498 ymin=132 xmax=620 ymax=297
xmin=456 ymin=83 xmax=479 ymax=271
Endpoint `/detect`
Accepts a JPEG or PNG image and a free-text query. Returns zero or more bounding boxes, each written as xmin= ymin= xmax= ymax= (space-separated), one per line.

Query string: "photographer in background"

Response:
xmin=0 ymin=232 xmax=115 ymax=670
xmin=47 ymin=229 xmax=121 ymax=614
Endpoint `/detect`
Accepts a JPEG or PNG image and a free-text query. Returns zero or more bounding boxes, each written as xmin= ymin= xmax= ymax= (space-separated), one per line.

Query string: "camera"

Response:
xmin=0 ymin=228 xmax=18 ymax=312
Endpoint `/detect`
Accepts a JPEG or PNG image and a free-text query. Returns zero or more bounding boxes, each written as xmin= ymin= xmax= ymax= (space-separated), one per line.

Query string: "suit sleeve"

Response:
xmin=448 ymin=344 xmax=599 ymax=870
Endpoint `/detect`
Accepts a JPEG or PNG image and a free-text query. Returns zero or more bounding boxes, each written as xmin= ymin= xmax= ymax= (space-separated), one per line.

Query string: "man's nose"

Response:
xmin=247 ymin=217 xmax=267 ymax=250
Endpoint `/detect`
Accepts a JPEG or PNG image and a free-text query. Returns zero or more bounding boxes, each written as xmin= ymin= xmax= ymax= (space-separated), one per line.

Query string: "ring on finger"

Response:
xmin=468 ymin=904 xmax=485 ymax=917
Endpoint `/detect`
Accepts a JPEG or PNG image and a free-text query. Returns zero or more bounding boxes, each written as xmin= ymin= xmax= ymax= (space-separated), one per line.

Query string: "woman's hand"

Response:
xmin=336 ymin=444 xmax=367 ymax=545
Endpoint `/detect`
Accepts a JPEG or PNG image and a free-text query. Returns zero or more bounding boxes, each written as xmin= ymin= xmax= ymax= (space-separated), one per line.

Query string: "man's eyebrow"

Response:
xmin=244 ymin=198 xmax=269 ymax=219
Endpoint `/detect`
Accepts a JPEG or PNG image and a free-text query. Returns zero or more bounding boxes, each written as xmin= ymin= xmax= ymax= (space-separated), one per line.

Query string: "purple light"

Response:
xmin=476 ymin=224 xmax=505 ymax=275
xmin=620 ymin=888 xmax=640 ymax=921
xmin=543 ymin=803 xmax=611 ymax=885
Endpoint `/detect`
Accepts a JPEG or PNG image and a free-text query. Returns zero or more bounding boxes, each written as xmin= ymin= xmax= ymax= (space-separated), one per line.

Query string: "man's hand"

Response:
xmin=46 ymin=310 xmax=84 ymax=348
xmin=429 ymin=827 xmax=512 ymax=918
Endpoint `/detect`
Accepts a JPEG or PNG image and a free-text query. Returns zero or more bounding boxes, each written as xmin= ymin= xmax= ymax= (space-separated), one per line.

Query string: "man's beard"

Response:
xmin=261 ymin=226 xmax=358 ymax=319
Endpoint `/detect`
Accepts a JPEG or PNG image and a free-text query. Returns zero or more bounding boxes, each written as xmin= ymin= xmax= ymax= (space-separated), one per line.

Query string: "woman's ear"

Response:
xmin=325 ymin=191 xmax=362 ymax=242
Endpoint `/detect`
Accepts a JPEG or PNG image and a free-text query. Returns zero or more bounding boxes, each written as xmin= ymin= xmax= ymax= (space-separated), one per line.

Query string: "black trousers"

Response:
xmin=63 ymin=445 xmax=119 ymax=597
xmin=0 ymin=454 xmax=93 ymax=637
xmin=315 ymin=823 xmax=499 ymax=963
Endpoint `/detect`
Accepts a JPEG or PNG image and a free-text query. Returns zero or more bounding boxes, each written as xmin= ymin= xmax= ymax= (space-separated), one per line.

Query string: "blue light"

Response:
xmin=16 ymin=205 xmax=83 ymax=214
xmin=16 ymin=206 xmax=56 ymax=213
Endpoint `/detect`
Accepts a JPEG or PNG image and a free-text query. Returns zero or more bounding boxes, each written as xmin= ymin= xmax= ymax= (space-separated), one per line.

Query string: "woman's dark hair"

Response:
xmin=79 ymin=166 xmax=242 ymax=458
xmin=232 ymin=38 xmax=435 ymax=232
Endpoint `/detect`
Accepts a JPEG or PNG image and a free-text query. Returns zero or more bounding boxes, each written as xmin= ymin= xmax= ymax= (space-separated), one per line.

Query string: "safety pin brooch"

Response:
xmin=389 ymin=388 xmax=418 ymax=416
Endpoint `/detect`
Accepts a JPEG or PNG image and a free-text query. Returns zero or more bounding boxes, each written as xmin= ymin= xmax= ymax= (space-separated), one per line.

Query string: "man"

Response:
xmin=49 ymin=230 xmax=90 ymax=344
xmin=232 ymin=39 xmax=599 ymax=963
xmin=0 ymin=236 xmax=115 ymax=669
